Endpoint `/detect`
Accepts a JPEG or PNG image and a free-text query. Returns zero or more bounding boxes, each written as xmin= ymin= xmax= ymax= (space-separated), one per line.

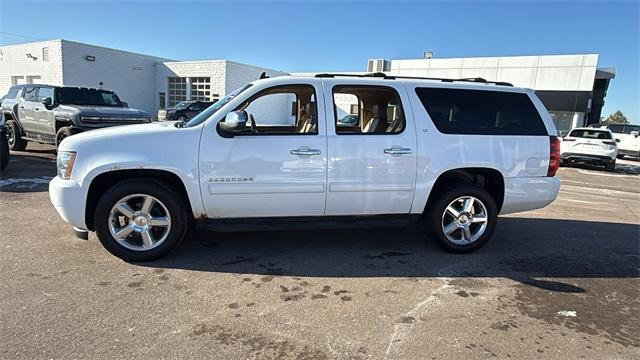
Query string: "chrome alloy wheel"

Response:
xmin=441 ymin=196 xmax=488 ymax=245
xmin=108 ymin=194 xmax=172 ymax=251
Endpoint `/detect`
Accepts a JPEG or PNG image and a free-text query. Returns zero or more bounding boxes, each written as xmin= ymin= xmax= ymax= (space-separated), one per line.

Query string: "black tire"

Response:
xmin=424 ymin=183 xmax=498 ymax=253
xmin=55 ymin=126 xmax=73 ymax=148
xmin=616 ymin=154 xmax=625 ymax=160
xmin=0 ymin=127 xmax=9 ymax=170
xmin=605 ymin=161 xmax=616 ymax=172
xmin=94 ymin=178 xmax=189 ymax=262
xmin=6 ymin=120 xmax=26 ymax=151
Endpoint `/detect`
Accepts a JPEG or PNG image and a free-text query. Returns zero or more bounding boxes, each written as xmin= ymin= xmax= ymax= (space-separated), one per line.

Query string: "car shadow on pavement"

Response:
xmin=140 ymin=217 xmax=639 ymax=293
xmin=561 ymin=160 xmax=640 ymax=175
xmin=0 ymin=152 xmax=56 ymax=193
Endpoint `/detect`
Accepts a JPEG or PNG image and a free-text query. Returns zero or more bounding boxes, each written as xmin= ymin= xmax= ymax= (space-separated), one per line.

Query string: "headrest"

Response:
xmin=305 ymin=103 xmax=317 ymax=118
xmin=371 ymin=104 xmax=386 ymax=120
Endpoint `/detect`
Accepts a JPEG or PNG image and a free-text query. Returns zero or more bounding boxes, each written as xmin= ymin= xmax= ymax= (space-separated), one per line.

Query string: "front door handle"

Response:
xmin=290 ymin=148 xmax=321 ymax=156
xmin=384 ymin=147 xmax=413 ymax=155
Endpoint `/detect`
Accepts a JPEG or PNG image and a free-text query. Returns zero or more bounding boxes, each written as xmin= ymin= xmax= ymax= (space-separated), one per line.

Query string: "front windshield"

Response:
xmin=185 ymin=84 xmax=253 ymax=127
xmin=56 ymin=88 xmax=123 ymax=107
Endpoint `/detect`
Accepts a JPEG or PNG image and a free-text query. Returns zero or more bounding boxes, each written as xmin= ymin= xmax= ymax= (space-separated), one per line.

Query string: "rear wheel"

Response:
xmin=616 ymin=154 xmax=625 ymax=160
xmin=94 ymin=179 xmax=189 ymax=261
xmin=6 ymin=120 xmax=26 ymax=151
xmin=425 ymin=184 xmax=497 ymax=253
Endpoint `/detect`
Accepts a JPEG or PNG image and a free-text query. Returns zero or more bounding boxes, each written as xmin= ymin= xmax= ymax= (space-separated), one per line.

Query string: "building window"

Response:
xmin=549 ymin=111 xmax=578 ymax=137
xmin=190 ymin=77 xmax=211 ymax=101
xmin=168 ymin=77 xmax=187 ymax=106
xmin=42 ymin=47 xmax=49 ymax=62
xmin=158 ymin=92 xmax=166 ymax=109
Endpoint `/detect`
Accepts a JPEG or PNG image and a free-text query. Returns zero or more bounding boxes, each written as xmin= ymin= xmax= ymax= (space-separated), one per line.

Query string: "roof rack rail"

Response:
xmin=313 ymin=72 xmax=513 ymax=87
xmin=314 ymin=72 xmax=387 ymax=78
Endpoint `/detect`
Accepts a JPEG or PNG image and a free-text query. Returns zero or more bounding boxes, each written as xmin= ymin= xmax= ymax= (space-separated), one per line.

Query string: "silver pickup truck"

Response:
xmin=1 ymin=84 xmax=152 ymax=150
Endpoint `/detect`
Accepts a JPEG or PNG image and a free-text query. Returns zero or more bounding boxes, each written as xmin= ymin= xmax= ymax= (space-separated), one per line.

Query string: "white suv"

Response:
xmin=607 ymin=124 xmax=640 ymax=159
xmin=560 ymin=127 xmax=619 ymax=171
xmin=49 ymin=74 xmax=561 ymax=261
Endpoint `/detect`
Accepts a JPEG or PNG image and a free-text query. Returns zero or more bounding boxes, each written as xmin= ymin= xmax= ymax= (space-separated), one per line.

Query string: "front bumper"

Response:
xmin=561 ymin=152 xmax=616 ymax=164
xmin=500 ymin=176 xmax=560 ymax=215
xmin=49 ymin=176 xmax=88 ymax=230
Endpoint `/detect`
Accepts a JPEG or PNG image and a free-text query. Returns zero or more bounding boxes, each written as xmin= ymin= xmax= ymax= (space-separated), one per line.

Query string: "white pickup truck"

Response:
xmin=49 ymin=73 xmax=560 ymax=261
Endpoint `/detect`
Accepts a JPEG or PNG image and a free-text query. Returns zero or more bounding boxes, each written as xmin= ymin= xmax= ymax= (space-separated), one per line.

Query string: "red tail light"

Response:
xmin=548 ymin=136 xmax=560 ymax=177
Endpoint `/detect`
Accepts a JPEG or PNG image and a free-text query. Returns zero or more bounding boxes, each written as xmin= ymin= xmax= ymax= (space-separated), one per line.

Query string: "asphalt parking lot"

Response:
xmin=1 ymin=143 xmax=639 ymax=359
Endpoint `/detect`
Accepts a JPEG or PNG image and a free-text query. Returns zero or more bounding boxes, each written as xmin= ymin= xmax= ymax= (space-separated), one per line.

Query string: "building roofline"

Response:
xmin=372 ymin=53 xmax=600 ymax=62
xmin=0 ymin=38 xmax=175 ymax=61
xmin=0 ymin=39 xmax=62 ymax=48
xmin=59 ymin=39 xmax=174 ymax=61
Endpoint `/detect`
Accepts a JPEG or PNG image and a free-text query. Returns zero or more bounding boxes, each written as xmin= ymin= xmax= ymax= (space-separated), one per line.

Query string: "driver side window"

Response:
xmin=236 ymin=85 xmax=318 ymax=135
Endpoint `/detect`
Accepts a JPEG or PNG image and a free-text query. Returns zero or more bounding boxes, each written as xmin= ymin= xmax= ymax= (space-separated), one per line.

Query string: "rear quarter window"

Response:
xmin=415 ymin=88 xmax=547 ymax=136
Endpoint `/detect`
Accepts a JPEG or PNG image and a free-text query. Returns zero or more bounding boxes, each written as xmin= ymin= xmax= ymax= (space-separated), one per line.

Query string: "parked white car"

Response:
xmin=606 ymin=124 xmax=640 ymax=159
xmin=49 ymin=74 xmax=561 ymax=261
xmin=560 ymin=127 xmax=619 ymax=171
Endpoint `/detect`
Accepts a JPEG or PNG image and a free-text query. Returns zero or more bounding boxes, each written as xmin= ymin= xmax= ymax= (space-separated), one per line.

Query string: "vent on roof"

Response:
xmin=367 ymin=59 xmax=390 ymax=72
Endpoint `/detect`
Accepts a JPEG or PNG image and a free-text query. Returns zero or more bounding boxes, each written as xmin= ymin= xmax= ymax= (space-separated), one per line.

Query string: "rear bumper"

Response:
xmin=49 ymin=176 xmax=88 ymax=230
xmin=561 ymin=152 xmax=615 ymax=164
xmin=501 ymin=176 xmax=560 ymax=215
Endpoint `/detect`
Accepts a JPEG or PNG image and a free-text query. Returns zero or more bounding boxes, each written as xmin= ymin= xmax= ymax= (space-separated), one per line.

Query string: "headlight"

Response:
xmin=57 ymin=151 xmax=77 ymax=179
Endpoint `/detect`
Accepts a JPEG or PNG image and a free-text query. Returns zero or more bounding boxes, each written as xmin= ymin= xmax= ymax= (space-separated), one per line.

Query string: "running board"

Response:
xmin=196 ymin=214 xmax=422 ymax=232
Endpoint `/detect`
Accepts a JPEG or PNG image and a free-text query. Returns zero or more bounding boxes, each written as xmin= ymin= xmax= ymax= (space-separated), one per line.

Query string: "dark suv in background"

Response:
xmin=1 ymin=84 xmax=152 ymax=149
xmin=162 ymin=100 xmax=213 ymax=121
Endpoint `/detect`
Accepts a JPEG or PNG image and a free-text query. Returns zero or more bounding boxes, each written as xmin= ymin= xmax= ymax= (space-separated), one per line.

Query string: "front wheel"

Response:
xmin=425 ymin=184 xmax=497 ymax=253
xmin=55 ymin=127 xmax=73 ymax=148
xmin=94 ymin=179 xmax=189 ymax=261
xmin=6 ymin=120 xmax=27 ymax=151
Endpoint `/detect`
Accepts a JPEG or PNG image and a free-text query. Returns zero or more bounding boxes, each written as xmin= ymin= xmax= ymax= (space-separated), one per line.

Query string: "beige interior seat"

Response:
xmin=363 ymin=104 xmax=386 ymax=133
xmin=300 ymin=103 xmax=317 ymax=133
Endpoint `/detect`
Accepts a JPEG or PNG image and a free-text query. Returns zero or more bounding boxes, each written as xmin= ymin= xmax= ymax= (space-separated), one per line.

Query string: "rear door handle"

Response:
xmin=384 ymin=147 xmax=413 ymax=155
xmin=290 ymin=148 xmax=321 ymax=156
xmin=18 ymin=106 xmax=25 ymax=109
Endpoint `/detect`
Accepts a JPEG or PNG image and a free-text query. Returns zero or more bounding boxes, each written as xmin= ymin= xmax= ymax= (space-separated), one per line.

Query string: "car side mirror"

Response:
xmin=41 ymin=97 xmax=53 ymax=109
xmin=218 ymin=110 xmax=247 ymax=136
xmin=631 ymin=131 xmax=639 ymax=137
xmin=121 ymin=101 xmax=128 ymax=107
xmin=615 ymin=138 xmax=621 ymax=143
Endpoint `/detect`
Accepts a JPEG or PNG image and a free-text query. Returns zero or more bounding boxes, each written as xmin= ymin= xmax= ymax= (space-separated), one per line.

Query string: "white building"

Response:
xmin=0 ymin=39 xmax=285 ymax=116
xmin=368 ymin=54 xmax=615 ymax=135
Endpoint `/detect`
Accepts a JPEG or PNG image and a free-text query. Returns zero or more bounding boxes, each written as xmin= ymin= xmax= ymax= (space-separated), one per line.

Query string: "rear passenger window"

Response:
xmin=333 ymin=86 xmax=405 ymax=134
xmin=415 ymin=88 xmax=547 ymax=136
